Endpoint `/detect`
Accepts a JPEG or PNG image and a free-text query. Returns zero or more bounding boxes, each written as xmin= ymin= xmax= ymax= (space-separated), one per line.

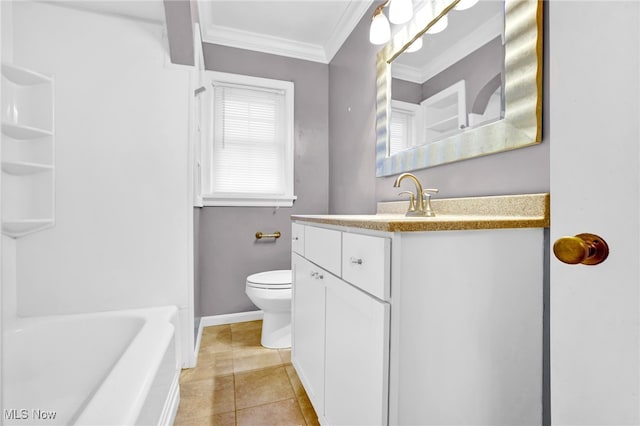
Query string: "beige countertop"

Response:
xmin=291 ymin=193 xmax=550 ymax=232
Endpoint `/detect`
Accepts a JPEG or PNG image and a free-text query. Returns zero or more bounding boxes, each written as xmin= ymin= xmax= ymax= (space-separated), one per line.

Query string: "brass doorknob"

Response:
xmin=553 ymin=233 xmax=609 ymax=265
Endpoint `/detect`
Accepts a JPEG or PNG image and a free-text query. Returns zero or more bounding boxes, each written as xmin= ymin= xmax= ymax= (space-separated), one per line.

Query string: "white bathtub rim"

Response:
xmin=74 ymin=308 xmax=177 ymax=425
xmin=3 ymin=305 xmax=179 ymax=332
xmin=3 ymin=305 xmax=180 ymax=426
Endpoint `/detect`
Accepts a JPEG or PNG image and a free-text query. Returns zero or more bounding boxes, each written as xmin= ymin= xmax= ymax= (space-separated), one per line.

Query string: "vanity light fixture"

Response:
xmin=389 ymin=0 xmax=414 ymax=24
xmin=369 ymin=0 xmax=413 ymax=45
xmin=369 ymin=2 xmax=392 ymax=45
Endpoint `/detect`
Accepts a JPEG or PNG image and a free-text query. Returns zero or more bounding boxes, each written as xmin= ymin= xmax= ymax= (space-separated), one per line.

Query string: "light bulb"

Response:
xmin=389 ymin=0 xmax=413 ymax=24
xmin=454 ymin=0 xmax=479 ymax=11
xmin=427 ymin=15 xmax=448 ymax=34
xmin=369 ymin=11 xmax=391 ymax=45
xmin=405 ymin=37 xmax=423 ymax=53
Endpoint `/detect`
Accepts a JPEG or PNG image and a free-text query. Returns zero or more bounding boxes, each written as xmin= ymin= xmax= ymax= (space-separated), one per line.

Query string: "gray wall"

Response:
xmin=163 ymin=0 xmax=194 ymax=66
xmin=392 ymin=78 xmax=422 ymax=104
xmin=328 ymin=2 xmax=381 ymax=214
xmin=194 ymin=208 xmax=201 ymax=320
xmin=199 ymin=44 xmax=329 ymax=316
xmin=329 ymin=2 xmax=549 ymax=214
xmin=392 ymin=37 xmax=503 ymax=109
xmin=421 ymin=37 xmax=503 ymax=113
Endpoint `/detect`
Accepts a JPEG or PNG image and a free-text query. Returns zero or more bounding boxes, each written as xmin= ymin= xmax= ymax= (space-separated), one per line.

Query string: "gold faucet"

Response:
xmin=393 ymin=173 xmax=439 ymax=217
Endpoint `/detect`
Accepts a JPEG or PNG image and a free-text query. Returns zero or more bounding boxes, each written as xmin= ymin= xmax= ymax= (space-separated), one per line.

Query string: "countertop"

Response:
xmin=291 ymin=193 xmax=550 ymax=232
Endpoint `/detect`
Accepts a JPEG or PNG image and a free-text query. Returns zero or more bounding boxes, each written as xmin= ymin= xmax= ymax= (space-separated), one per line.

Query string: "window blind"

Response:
xmin=212 ymin=84 xmax=287 ymax=195
xmin=389 ymin=110 xmax=410 ymax=156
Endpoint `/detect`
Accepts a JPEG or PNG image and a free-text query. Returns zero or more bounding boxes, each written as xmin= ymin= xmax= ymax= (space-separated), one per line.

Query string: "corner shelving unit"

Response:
xmin=1 ymin=63 xmax=55 ymax=238
xmin=421 ymin=80 xmax=467 ymax=145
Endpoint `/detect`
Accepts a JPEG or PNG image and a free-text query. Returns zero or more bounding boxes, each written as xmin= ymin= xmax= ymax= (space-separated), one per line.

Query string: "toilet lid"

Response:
xmin=247 ymin=270 xmax=292 ymax=287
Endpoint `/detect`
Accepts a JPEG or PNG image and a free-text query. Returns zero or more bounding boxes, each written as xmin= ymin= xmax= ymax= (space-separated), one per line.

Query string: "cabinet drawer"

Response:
xmin=304 ymin=226 xmax=342 ymax=276
xmin=291 ymin=223 xmax=305 ymax=256
xmin=342 ymin=232 xmax=390 ymax=300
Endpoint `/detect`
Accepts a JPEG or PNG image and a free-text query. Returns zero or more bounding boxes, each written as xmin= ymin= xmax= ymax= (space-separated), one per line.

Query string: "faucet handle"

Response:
xmin=422 ymin=189 xmax=439 ymax=217
xmin=398 ymin=190 xmax=417 ymax=211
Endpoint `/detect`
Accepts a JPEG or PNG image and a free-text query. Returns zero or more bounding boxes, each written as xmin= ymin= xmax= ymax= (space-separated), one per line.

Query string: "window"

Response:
xmin=389 ymin=100 xmax=422 ymax=156
xmin=201 ymin=71 xmax=295 ymax=207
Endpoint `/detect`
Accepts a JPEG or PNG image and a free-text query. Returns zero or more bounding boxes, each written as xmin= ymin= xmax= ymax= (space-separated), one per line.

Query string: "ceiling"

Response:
xmin=196 ymin=0 xmax=374 ymax=64
xmin=51 ymin=0 xmax=374 ymax=64
xmin=50 ymin=0 xmax=502 ymax=70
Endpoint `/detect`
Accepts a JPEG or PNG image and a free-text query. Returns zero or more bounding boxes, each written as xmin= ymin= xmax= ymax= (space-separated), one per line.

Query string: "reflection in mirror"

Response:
xmin=376 ymin=0 xmax=542 ymax=177
xmin=390 ymin=1 xmax=504 ymax=155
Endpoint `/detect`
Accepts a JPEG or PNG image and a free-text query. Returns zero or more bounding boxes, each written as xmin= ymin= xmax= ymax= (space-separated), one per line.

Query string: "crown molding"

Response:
xmin=324 ymin=1 xmax=374 ymax=62
xmin=391 ymin=63 xmax=423 ymax=84
xmin=202 ymin=25 xmax=329 ymax=63
xmin=199 ymin=0 xmax=374 ymax=64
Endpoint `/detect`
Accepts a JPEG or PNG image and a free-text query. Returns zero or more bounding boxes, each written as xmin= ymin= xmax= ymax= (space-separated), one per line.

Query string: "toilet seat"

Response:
xmin=246 ymin=270 xmax=292 ymax=290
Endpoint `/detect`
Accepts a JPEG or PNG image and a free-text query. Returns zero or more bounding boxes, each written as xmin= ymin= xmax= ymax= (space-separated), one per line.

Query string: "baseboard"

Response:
xmin=188 ymin=311 xmax=264 ymax=369
xmin=200 ymin=310 xmax=264 ymax=327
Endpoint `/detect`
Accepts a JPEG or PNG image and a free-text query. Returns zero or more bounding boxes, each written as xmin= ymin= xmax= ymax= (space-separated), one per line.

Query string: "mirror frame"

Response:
xmin=376 ymin=0 xmax=543 ymax=177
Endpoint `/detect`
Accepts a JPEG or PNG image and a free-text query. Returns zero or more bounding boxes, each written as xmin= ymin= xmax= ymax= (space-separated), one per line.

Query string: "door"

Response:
xmin=324 ymin=275 xmax=390 ymax=426
xmin=550 ymin=1 xmax=640 ymax=423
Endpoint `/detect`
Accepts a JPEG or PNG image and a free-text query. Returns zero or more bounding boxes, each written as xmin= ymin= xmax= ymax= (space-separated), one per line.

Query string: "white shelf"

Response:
xmin=2 ymin=161 xmax=53 ymax=175
xmin=1 ymin=63 xmax=51 ymax=86
xmin=2 ymin=219 xmax=54 ymax=238
xmin=425 ymin=115 xmax=459 ymax=133
xmin=1 ymin=63 xmax=55 ymax=238
xmin=2 ymin=121 xmax=53 ymax=139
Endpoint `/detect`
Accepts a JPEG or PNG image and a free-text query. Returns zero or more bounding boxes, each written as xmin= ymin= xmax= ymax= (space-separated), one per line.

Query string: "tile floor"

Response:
xmin=174 ymin=320 xmax=319 ymax=426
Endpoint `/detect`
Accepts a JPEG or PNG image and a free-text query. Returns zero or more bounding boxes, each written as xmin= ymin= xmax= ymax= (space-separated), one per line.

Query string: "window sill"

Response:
xmin=202 ymin=194 xmax=297 ymax=207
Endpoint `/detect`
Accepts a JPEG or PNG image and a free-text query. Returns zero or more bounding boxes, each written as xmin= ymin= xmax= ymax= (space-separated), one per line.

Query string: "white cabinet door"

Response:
xmin=291 ymin=253 xmax=325 ymax=416
xmin=324 ymin=275 xmax=390 ymax=426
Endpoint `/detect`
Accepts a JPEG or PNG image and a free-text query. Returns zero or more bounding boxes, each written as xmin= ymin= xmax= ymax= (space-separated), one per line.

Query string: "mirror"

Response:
xmin=376 ymin=0 xmax=542 ymax=177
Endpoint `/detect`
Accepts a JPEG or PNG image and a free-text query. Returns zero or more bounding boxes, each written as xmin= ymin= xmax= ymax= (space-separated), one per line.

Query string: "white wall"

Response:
xmin=0 ymin=1 xmax=6 ymax=414
xmin=10 ymin=2 xmax=191 ymax=325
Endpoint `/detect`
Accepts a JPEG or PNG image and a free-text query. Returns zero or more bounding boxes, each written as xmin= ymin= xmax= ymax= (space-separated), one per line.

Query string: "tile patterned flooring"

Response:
xmin=174 ymin=320 xmax=319 ymax=426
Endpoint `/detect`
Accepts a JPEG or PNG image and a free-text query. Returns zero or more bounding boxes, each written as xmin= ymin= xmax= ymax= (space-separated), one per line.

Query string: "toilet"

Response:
xmin=245 ymin=270 xmax=292 ymax=349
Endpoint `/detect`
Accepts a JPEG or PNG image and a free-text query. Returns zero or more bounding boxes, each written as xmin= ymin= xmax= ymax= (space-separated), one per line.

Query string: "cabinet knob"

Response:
xmin=350 ymin=257 xmax=363 ymax=265
xmin=553 ymin=233 xmax=609 ymax=265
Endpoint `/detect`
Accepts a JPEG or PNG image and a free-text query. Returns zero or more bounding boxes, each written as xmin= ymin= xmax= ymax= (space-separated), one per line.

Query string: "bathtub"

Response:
xmin=2 ymin=306 xmax=181 ymax=426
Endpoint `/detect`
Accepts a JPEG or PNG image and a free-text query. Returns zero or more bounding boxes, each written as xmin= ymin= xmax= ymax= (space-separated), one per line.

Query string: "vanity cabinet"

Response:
xmin=292 ymin=219 xmax=545 ymax=426
xmin=291 ymin=224 xmax=391 ymax=425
